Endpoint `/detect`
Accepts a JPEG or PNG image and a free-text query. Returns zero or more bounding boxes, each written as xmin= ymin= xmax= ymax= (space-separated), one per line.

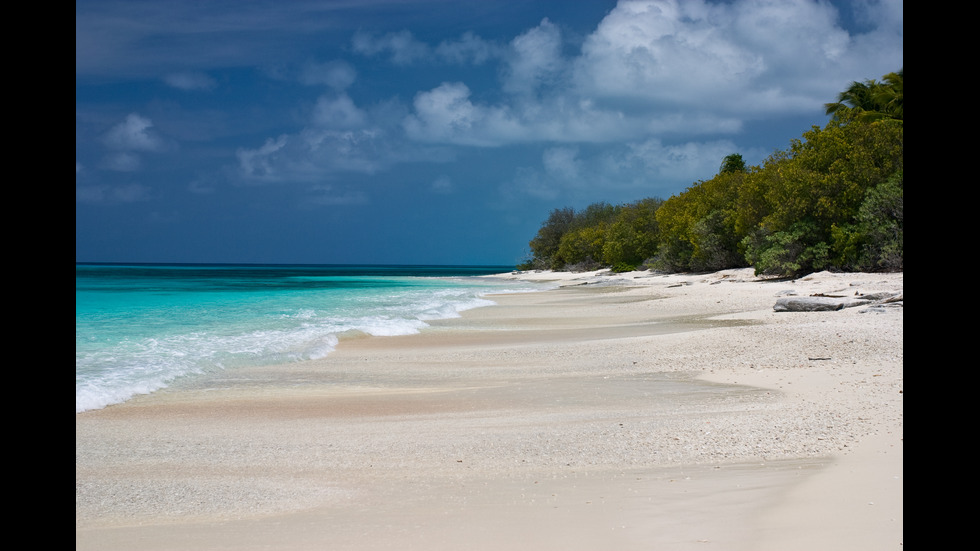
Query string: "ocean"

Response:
xmin=76 ymin=263 xmax=545 ymax=413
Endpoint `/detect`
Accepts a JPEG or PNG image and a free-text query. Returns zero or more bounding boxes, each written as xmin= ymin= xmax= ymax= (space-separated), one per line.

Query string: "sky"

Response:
xmin=76 ymin=0 xmax=903 ymax=266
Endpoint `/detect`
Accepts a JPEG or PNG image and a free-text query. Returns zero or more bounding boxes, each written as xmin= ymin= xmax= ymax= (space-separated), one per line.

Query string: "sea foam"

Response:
xmin=76 ymin=264 xmax=537 ymax=413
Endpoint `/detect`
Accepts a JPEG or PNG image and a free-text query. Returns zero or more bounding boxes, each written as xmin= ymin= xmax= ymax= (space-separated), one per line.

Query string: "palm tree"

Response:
xmin=719 ymin=153 xmax=747 ymax=174
xmin=825 ymin=68 xmax=903 ymax=122
xmin=874 ymin=69 xmax=903 ymax=120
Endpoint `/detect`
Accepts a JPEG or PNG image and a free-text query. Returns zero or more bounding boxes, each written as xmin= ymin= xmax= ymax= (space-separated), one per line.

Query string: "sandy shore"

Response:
xmin=76 ymin=268 xmax=902 ymax=550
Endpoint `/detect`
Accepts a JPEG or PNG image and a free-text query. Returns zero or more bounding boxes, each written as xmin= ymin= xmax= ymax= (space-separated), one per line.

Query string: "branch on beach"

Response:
xmin=773 ymin=292 xmax=902 ymax=312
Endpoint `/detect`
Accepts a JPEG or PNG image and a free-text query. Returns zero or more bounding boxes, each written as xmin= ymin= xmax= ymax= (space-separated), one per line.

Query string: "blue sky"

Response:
xmin=76 ymin=0 xmax=903 ymax=266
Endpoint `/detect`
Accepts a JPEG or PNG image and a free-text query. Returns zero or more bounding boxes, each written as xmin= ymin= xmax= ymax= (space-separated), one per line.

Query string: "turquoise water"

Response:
xmin=76 ymin=264 xmax=540 ymax=413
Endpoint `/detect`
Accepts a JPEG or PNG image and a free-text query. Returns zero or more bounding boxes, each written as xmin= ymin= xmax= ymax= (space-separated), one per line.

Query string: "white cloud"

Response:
xmin=399 ymin=0 xmax=901 ymax=148
xmin=852 ymin=0 xmax=904 ymax=29
xmin=351 ymin=29 xmax=430 ymax=65
xmin=435 ymin=32 xmax=502 ymax=65
xmin=306 ymin=184 xmax=370 ymax=206
xmin=233 ymin=87 xmax=456 ymax=186
xmin=299 ymin=127 xmax=387 ymax=174
xmin=403 ymin=82 xmax=523 ymax=146
xmin=236 ymin=135 xmax=288 ymax=182
xmin=504 ymin=165 xmax=562 ymax=201
xmin=312 ymin=94 xmax=368 ymax=129
xmin=103 ymin=113 xmax=164 ymax=152
xmin=502 ymin=18 xmax=565 ymax=96
xmin=404 ymin=81 xmax=720 ymax=146
xmin=621 ymin=138 xmax=738 ymax=183
xmin=406 ymin=82 xmax=479 ymax=136
xmin=644 ymin=112 xmax=743 ymax=135
xmin=430 ymin=175 xmax=454 ymax=194
xmin=347 ymin=0 xmax=902 ymax=155
xmin=187 ymin=178 xmax=217 ymax=194
xmin=502 ymin=137 xmax=742 ymax=201
xmin=836 ymin=0 xmax=904 ymax=77
xmin=235 ymin=0 xmax=902 ymax=194
xmin=102 ymin=152 xmax=142 ymax=172
xmin=354 ymin=29 xmax=505 ymax=66
xmin=573 ymin=0 xmax=765 ymax=106
xmin=236 ymin=125 xmax=403 ymax=184
xmin=164 ymin=72 xmax=216 ymax=91
xmin=541 ymin=146 xmax=581 ymax=182
xmin=572 ymin=0 xmax=900 ymax=115
xmin=99 ymin=113 xmax=168 ymax=173
xmin=404 ymin=82 xmax=628 ymax=145
xmin=300 ymin=60 xmax=357 ymax=90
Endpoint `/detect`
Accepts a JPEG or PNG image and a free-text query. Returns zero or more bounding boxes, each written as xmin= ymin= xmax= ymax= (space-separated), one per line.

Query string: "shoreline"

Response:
xmin=76 ymin=268 xmax=902 ymax=550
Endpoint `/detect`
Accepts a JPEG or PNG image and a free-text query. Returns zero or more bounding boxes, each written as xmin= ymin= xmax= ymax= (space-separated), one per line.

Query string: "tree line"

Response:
xmin=518 ymin=69 xmax=903 ymax=277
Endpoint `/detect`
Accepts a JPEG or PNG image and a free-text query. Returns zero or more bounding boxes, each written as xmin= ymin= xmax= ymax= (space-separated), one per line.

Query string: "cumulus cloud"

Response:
xmin=404 ymin=82 xmax=479 ymax=140
xmin=234 ymin=85 xmax=458 ymax=187
xmin=502 ymin=138 xmax=743 ymax=201
xmin=573 ymin=1 xmax=768 ymax=109
xmin=351 ymin=29 xmax=430 ymax=65
xmin=620 ymin=138 xmax=740 ymax=183
xmin=99 ymin=113 xmax=168 ymax=172
xmin=402 ymin=0 xmax=899 ymax=148
xmin=405 ymin=82 xmax=712 ymax=146
xmin=541 ymin=146 xmax=582 ymax=183
xmin=312 ymin=94 xmax=368 ymax=129
xmin=354 ymin=29 xmax=505 ymax=66
xmin=572 ymin=0 xmax=899 ymax=115
xmin=403 ymin=82 xmax=522 ymax=146
xmin=239 ymin=0 xmax=901 ymax=197
xmin=236 ymin=125 xmax=399 ymax=183
xmin=102 ymin=152 xmax=143 ymax=172
xmin=403 ymin=82 xmax=643 ymax=146
xmin=236 ymin=135 xmax=289 ymax=182
xmin=502 ymin=18 xmax=565 ymax=96
xmin=644 ymin=112 xmax=743 ymax=135
xmin=435 ymin=32 xmax=502 ymax=65
xmin=103 ymin=113 xmax=164 ymax=152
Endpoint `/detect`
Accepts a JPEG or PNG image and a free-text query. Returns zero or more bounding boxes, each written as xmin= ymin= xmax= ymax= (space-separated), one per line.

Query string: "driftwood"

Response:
xmin=774 ymin=297 xmax=849 ymax=311
xmin=773 ymin=292 xmax=902 ymax=312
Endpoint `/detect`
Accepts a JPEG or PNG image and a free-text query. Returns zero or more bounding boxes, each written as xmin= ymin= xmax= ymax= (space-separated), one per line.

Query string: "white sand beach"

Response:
xmin=76 ymin=268 xmax=903 ymax=550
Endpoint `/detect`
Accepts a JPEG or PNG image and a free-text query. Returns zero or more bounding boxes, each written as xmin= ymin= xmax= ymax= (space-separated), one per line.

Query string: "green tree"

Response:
xmin=825 ymin=68 xmax=903 ymax=123
xmin=738 ymin=118 xmax=903 ymax=276
xmin=653 ymin=162 xmax=747 ymax=272
xmin=570 ymin=202 xmax=619 ymax=231
xmin=719 ymin=153 xmax=746 ymax=174
xmin=602 ymin=198 xmax=663 ymax=270
xmin=556 ymin=225 xmax=607 ymax=269
xmin=874 ymin=70 xmax=903 ymax=120
xmin=551 ymin=202 xmax=620 ymax=269
xmin=743 ymin=221 xmax=830 ymax=277
xmin=528 ymin=207 xmax=576 ymax=269
xmin=856 ymin=171 xmax=903 ymax=271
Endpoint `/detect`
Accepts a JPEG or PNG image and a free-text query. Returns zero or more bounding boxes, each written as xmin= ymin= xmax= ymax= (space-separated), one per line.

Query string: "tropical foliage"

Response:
xmin=518 ymin=69 xmax=903 ymax=277
xmin=824 ymin=69 xmax=903 ymax=123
